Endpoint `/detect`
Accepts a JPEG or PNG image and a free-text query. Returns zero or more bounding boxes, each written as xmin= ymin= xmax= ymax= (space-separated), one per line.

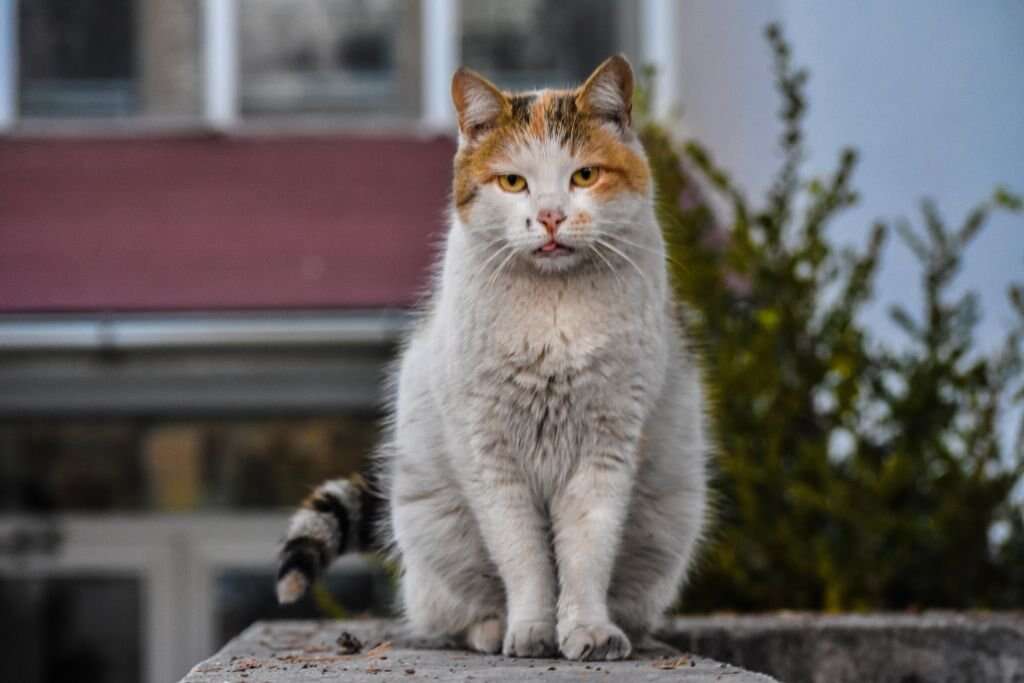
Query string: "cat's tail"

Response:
xmin=275 ymin=475 xmax=378 ymax=604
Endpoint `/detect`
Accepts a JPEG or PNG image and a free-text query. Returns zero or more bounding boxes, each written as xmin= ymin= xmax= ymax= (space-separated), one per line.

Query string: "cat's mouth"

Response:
xmin=534 ymin=240 xmax=575 ymax=257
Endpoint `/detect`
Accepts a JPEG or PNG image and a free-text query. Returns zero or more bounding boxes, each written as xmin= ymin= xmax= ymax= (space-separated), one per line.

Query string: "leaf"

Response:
xmin=993 ymin=186 xmax=1023 ymax=211
xmin=757 ymin=308 xmax=781 ymax=331
xmin=895 ymin=220 xmax=930 ymax=262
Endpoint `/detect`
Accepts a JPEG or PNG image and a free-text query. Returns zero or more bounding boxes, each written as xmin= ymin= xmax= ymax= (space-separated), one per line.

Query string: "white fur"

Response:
xmin=276 ymin=569 xmax=309 ymax=605
xmin=585 ymin=77 xmax=627 ymax=118
xmin=286 ymin=509 xmax=339 ymax=555
xmin=453 ymin=72 xmax=504 ymax=142
xmin=378 ymin=93 xmax=709 ymax=661
xmin=461 ymin=88 xmax=502 ymax=128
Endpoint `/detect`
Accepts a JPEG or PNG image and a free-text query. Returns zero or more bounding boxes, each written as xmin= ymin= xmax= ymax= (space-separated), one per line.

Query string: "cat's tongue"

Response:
xmin=541 ymin=241 xmax=560 ymax=253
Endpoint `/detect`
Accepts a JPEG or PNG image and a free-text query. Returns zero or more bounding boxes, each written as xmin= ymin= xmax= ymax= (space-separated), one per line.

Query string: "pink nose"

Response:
xmin=536 ymin=208 xmax=566 ymax=236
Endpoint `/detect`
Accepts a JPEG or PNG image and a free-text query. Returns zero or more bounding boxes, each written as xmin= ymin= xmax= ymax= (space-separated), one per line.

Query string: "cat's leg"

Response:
xmin=609 ymin=364 xmax=709 ymax=638
xmin=460 ymin=458 xmax=559 ymax=657
xmin=550 ymin=435 xmax=638 ymax=661
xmin=608 ymin=463 xmax=706 ymax=638
xmin=388 ymin=336 xmax=515 ymax=653
xmin=399 ymin=554 xmax=505 ymax=652
xmin=390 ymin=450 xmax=508 ymax=652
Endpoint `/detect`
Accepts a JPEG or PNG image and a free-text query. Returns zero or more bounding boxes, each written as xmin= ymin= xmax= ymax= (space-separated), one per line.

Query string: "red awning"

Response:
xmin=0 ymin=134 xmax=455 ymax=312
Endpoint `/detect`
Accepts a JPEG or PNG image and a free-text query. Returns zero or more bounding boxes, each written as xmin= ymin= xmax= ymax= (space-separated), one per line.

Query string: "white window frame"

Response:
xmin=202 ymin=0 xmax=239 ymax=129
xmin=420 ymin=0 xmax=458 ymax=132
xmin=640 ymin=0 xmax=681 ymax=121
xmin=0 ymin=0 xmax=16 ymax=130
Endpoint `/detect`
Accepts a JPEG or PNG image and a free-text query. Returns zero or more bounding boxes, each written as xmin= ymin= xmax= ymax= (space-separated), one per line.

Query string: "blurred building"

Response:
xmin=0 ymin=2 xmax=661 ymax=682
xmin=2 ymin=2 xmax=1021 ymax=682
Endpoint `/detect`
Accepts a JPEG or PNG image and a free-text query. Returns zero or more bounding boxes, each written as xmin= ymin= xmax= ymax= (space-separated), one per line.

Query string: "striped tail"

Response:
xmin=276 ymin=476 xmax=376 ymax=604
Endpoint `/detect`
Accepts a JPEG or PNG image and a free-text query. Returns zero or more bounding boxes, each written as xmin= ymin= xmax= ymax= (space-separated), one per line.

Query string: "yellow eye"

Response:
xmin=497 ymin=174 xmax=527 ymax=192
xmin=571 ymin=167 xmax=600 ymax=188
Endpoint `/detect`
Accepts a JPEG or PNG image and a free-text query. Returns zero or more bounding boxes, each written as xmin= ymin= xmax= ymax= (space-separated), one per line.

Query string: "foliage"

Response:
xmin=638 ymin=24 xmax=1024 ymax=611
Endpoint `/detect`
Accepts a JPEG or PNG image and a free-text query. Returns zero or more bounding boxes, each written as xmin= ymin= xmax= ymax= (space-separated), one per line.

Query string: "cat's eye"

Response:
xmin=497 ymin=174 xmax=527 ymax=193
xmin=571 ymin=167 xmax=600 ymax=188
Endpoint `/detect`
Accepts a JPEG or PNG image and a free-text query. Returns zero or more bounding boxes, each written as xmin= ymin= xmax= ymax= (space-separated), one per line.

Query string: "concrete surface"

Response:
xmin=181 ymin=613 xmax=1024 ymax=682
xmin=179 ymin=619 xmax=780 ymax=682
xmin=663 ymin=613 xmax=1024 ymax=683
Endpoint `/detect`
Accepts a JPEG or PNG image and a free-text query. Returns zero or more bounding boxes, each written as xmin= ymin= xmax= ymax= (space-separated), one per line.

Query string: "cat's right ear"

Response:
xmin=451 ymin=68 xmax=507 ymax=143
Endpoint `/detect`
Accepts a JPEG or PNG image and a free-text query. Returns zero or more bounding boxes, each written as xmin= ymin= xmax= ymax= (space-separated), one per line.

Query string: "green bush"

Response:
xmin=638 ymin=24 xmax=1024 ymax=611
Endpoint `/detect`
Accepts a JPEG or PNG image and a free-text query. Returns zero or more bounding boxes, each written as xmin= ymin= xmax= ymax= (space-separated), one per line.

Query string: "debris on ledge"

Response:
xmin=179 ymin=619 xmax=781 ymax=682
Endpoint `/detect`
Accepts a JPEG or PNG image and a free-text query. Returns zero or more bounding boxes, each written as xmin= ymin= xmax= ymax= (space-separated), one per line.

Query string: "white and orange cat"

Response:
xmin=276 ymin=56 xmax=709 ymax=661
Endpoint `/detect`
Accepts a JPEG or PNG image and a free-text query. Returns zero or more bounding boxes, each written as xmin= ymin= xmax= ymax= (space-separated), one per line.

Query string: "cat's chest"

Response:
xmin=460 ymin=307 xmax=650 ymax=473
xmin=486 ymin=285 xmax=623 ymax=370
xmin=446 ymin=272 xmax=660 ymax=423
xmin=464 ymin=291 xmax=647 ymax=410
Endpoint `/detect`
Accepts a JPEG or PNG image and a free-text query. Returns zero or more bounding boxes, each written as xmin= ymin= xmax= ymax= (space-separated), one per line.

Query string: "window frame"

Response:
xmin=0 ymin=0 xmax=676 ymax=134
xmin=0 ymin=0 xmax=15 ymax=130
xmin=0 ymin=515 xmax=183 ymax=683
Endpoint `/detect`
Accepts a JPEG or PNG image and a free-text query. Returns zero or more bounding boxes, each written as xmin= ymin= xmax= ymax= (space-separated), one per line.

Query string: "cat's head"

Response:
xmin=451 ymin=55 xmax=653 ymax=275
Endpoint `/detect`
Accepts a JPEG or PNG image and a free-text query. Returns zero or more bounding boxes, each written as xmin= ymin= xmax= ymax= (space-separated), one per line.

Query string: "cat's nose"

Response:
xmin=536 ymin=208 xmax=566 ymax=236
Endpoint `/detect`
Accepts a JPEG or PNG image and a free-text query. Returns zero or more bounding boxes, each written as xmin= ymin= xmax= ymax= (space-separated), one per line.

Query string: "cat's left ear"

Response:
xmin=576 ymin=54 xmax=634 ymax=131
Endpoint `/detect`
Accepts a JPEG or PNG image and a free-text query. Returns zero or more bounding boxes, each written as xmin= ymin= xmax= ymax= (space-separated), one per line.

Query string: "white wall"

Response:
xmin=672 ymin=0 xmax=1024 ymax=350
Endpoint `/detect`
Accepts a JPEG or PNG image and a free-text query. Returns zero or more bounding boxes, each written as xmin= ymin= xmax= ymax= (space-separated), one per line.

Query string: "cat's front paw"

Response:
xmin=558 ymin=622 xmax=632 ymax=661
xmin=502 ymin=619 xmax=557 ymax=658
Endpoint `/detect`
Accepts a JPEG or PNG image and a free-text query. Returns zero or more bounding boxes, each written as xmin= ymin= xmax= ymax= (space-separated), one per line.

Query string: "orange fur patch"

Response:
xmin=453 ymin=87 xmax=649 ymax=220
xmin=577 ymin=126 xmax=650 ymax=199
xmin=529 ymin=94 xmax=549 ymax=138
xmin=570 ymin=210 xmax=592 ymax=227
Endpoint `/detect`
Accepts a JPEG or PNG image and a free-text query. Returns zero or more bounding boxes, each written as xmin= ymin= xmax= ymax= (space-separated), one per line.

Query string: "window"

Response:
xmin=16 ymin=0 xmax=202 ymax=119
xmin=0 ymin=575 xmax=142 ymax=683
xmin=238 ymin=0 xmax=420 ymax=118
xmin=18 ymin=1 xmax=139 ymax=117
xmin=2 ymin=0 xmax=664 ymax=130
xmin=460 ymin=0 xmax=641 ymax=90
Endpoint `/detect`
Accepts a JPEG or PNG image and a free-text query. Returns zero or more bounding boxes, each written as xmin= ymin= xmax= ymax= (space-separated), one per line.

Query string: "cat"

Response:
xmin=275 ymin=55 xmax=710 ymax=662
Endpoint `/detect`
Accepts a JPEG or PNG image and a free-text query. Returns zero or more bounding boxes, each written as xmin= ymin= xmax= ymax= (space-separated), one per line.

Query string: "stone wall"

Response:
xmin=664 ymin=613 xmax=1024 ymax=683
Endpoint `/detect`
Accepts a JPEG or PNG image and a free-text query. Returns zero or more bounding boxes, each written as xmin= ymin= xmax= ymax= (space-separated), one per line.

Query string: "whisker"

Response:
xmin=592 ymin=231 xmax=653 ymax=252
xmin=471 ymin=226 xmax=507 ymax=237
xmin=466 ymin=239 xmax=505 ymax=255
xmin=594 ymin=238 xmax=649 ymax=286
xmin=589 ymin=244 xmax=626 ymax=289
xmin=470 ymin=242 xmax=514 ymax=282
xmin=593 ymin=231 xmax=684 ymax=270
xmin=486 ymin=247 xmax=520 ymax=290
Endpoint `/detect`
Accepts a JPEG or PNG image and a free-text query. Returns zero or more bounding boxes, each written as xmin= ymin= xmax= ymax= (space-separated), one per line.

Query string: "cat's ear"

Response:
xmin=576 ymin=54 xmax=634 ymax=130
xmin=451 ymin=68 xmax=508 ymax=142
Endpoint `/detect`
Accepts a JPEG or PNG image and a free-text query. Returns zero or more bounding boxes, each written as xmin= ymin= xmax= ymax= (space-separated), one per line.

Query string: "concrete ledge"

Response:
xmin=179 ymin=619 xmax=780 ymax=682
xmin=663 ymin=613 xmax=1024 ymax=683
